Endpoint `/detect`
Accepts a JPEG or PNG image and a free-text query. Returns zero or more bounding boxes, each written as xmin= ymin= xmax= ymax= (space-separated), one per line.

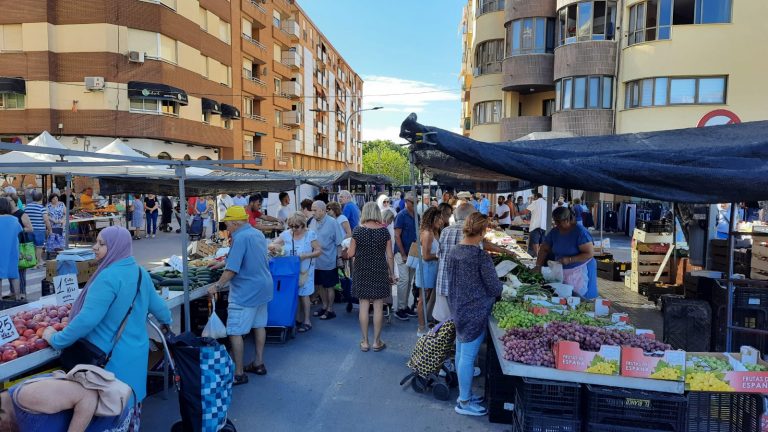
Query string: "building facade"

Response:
xmin=461 ymin=0 xmax=768 ymax=141
xmin=0 ymin=0 xmax=363 ymax=171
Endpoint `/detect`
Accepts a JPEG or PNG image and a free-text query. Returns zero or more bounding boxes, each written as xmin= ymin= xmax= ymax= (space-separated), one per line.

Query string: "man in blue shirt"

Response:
xmin=394 ymin=193 xmax=418 ymax=321
xmin=309 ymin=200 xmax=343 ymax=320
xmin=209 ymin=206 xmax=273 ymax=385
xmin=477 ymin=193 xmax=491 ymax=216
xmin=339 ymin=190 xmax=360 ymax=230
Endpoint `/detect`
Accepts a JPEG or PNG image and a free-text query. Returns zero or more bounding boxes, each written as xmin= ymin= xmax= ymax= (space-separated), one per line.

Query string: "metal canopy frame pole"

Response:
xmin=417 ymin=169 xmax=426 ymax=326
xmin=64 ymin=174 xmax=72 ymax=249
xmin=176 ymin=166 xmax=191 ymax=333
xmin=725 ymin=202 xmax=737 ymax=351
xmin=671 ymin=202 xmax=677 ymax=282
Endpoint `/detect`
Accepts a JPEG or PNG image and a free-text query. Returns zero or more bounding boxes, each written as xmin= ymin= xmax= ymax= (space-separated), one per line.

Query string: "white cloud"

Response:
xmin=362 ymin=75 xmax=459 ymax=110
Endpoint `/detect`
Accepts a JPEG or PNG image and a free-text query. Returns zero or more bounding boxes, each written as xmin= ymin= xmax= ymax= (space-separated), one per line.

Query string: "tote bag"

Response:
xmin=18 ymin=232 xmax=37 ymax=269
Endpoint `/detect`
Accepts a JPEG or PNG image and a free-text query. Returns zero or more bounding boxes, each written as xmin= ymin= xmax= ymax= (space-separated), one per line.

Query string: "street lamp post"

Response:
xmin=310 ymin=106 xmax=383 ymax=170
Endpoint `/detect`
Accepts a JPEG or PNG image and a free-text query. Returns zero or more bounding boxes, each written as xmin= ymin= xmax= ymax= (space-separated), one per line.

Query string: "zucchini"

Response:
xmin=159 ymin=279 xmax=184 ymax=287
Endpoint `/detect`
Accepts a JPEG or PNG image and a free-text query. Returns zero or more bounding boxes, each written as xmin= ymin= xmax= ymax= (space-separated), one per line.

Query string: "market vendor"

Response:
xmin=533 ymin=207 xmax=598 ymax=299
xmin=245 ymin=194 xmax=280 ymax=227
xmin=79 ymin=187 xmax=96 ymax=211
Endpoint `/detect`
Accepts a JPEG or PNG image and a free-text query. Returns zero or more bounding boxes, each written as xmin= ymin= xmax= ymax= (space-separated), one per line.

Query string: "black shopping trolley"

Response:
xmin=149 ymin=321 xmax=237 ymax=432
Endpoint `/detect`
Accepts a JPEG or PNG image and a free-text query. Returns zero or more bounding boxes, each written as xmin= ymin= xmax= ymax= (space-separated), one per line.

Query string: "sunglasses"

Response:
xmin=289 ymin=225 xmax=303 ymax=229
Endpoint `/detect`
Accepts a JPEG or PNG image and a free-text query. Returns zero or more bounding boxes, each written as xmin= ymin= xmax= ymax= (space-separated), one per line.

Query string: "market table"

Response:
xmin=488 ymin=317 xmax=685 ymax=394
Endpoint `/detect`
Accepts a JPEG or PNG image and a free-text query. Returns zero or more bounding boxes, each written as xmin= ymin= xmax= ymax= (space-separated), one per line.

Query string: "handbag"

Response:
xmin=59 ymin=270 xmax=143 ymax=371
xmin=406 ymin=241 xmax=420 ymax=269
xmin=18 ymin=232 xmax=37 ymax=269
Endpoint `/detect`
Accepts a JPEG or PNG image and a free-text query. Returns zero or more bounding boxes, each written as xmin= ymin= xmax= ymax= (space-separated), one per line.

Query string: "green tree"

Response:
xmin=362 ymin=140 xmax=410 ymax=186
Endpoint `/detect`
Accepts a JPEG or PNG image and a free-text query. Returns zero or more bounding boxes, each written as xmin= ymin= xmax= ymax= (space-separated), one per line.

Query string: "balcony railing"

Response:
xmin=281 ymin=20 xmax=300 ymax=39
xmin=249 ymin=0 xmax=266 ymax=14
xmin=243 ymin=69 xmax=267 ymax=86
xmin=247 ymin=113 xmax=267 ymax=122
xmin=281 ymin=50 xmax=301 ymax=69
xmin=242 ymin=34 xmax=266 ymax=51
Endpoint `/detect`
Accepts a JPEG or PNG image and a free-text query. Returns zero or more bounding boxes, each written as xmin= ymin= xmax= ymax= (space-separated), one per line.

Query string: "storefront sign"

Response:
xmin=697 ymin=109 xmax=741 ymax=127
xmin=54 ymin=273 xmax=80 ymax=305
xmin=0 ymin=315 xmax=19 ymax=344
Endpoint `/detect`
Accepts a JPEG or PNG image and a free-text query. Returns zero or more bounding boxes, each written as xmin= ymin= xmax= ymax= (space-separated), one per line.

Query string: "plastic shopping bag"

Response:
xmin=202 ymin=301 xmax=227 ymax=339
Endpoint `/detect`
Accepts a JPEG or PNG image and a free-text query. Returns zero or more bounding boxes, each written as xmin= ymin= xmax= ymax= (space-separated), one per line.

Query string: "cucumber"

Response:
xmin=159 ymin=279 xmax=184 ymax=287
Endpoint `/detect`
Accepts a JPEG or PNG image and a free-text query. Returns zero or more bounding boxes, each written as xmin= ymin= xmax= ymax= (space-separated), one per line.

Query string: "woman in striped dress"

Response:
xmin=24 ymin=190 xmax=49 ymax=268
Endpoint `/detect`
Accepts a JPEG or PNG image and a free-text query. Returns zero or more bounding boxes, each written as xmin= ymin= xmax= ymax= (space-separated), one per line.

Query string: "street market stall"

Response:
xmin=399 ymin=114 xmax=768 ymax=429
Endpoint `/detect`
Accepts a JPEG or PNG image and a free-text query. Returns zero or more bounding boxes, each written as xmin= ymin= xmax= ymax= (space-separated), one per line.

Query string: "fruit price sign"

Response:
xmin=54 ymin=274 xmax=80 ymax=305
xmin=0 ymin=315 xmax=20 ymax=345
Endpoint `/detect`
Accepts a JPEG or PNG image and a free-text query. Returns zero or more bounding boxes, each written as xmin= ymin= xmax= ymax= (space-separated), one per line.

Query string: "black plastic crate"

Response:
xmin=637 ymin=219 xmax=673 ymax=233
xmin=0 ymin=299 xmax=28 ymax=310
xmin=687 ymin=392 xmax=762 ymax=432
xmin=662 ymin=296 xmax=712 ymax=351
xmin=585 ymin=424 xmax=671 ymax=432
xmin=712 ymin=305 xmax=768 ymax=352
xmin=585 ymin=385 xmax=687 ymax=431
xmin=684 ymin=273 xmax=719 ymax=301
xmin=513 ymin=410 xmax=581 ymax=432
xmin=485 ymin=336 xmax=518 ymax=399
xmin=514 ymin=377 xmax=581 ymax=419
xmin=489 ymin=397 xmax=516 ymax=425
xmin=639 ymin=282 xmax=684 ymax=304
xmin=597 ymin=260 xmax=632 ymax=281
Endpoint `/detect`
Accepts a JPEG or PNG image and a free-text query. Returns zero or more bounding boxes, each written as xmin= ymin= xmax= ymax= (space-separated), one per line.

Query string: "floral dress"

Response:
xmin=46 ymin=202 xmax=66 ymax=251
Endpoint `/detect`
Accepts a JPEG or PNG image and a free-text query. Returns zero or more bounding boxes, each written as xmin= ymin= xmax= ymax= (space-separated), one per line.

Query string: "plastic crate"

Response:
xmin=514 ymin=377 xmax=581 ymax=419
xmin=585 ymin=385 xmax=687 ymax=431
xmin=637 ymin=219 xmax=673 ymax=233
xmin=711 ymin=305 xmax=768 ymax=352
xmin=513 ymin=410 xmax=581 ymax=432
xmin=489 ymin=397 xmax=516 ymax=425
xmin=597 ymin=260 xmax=632 ymax=281
xmin=687 ymin=392 xmax=762 ymax=432
xmin=485 ymin=337 xmax=518 ymax=399
xmin=585 ymin=424 xmax=670 ymax=432
xmin=661 ymin=296 xmax=712 ymax=351
xmin=639 ymin=282 xmax=684 ymax=304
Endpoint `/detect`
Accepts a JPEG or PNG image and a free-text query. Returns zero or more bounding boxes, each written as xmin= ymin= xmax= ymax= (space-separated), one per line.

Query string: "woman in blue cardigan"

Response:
xmin=43 ymin=226 xmax=172 ymax=430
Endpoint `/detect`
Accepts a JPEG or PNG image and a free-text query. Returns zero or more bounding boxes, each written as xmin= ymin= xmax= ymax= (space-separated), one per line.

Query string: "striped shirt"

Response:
xmin=25 ymin=203 xmax=47 ymax=231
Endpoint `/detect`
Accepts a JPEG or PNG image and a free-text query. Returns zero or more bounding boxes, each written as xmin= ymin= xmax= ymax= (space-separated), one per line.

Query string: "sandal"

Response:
xmin=312 ymin=308 xmax=327 ymax=317
xmin=319 ymin=311 xmax=336 ymax=320
xmin=373 ymin=343 xmax=387 ymax=352
xmin=233 ymin=374 xmax=249 ymax=385
xmin=244 ymin=363 xmax=267 ymax=376
xmin=297 ymin=323 xmax=312 ymax=333
xmin=360 ymin=341 xmax=370 ymax=352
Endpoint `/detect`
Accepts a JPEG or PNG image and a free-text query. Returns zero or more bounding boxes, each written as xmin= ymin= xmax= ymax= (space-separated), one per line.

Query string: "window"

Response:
xmin=275 ymin=110 xmax=283 ymax=127
xmin=555 ymin=76 xmax=614 ymax=111
xmin=130 ymin=30 xmax=178 ymax=64
xmin=242 ymin=18 xmax=252 ymax=38
xmin=476 ymin=0 xmax=504 ymax=16
xmin=218 ymin=21 xmax=230 ymax=44
xmin=273 ymin=11 xmax=281 ymax=28
xmin=673 ymin=0 xmax=731 ymax=24
xmin=0 ymin=93 xmax=25 ymax=109
xmin=199 ymin=7 xmax=208 ymax=31
xmin=274 ymin=78 xmax=281 ymax=95
xmin=624 ymin=76 xmax=726 ymax=108
xmin=129 ymin=98 xmax=179 ymax=116
xmin=224 ymin=119 xmax=232 ymax=129
xmin=557 ymin=1 xmax=617 ymax=46
xmin=160 ymin=34 xmax=177 ymax=63
xmin=202 ymin=111 xmax=211 ymax=124
xmin=243 ymin=97 xmax=254 ymax=117
xmin=506 ymin=18 xmax=556 ymax=56
xmin=243 ymin=137 xmax=254 ymax=156
xmin=543 ymin=99 xmax=555 ymax=116
xmin=275 ymin=142 xmax=283 ymax=158
xmin=473 ymin=100 xmax=502 ymax=125
xmin=628 ymin=0 xmax=672 ymax=45
xmin=474 ymin=39 xmax=503 ymax=75
xmin=0 ymin=24 xmax=22 ymax=51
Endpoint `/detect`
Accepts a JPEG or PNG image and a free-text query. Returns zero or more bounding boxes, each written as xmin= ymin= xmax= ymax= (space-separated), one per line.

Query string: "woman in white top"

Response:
xmin=495 ymin=196 xmax=511 ymax=229
xmin=269 ymin=212 xmax=322 ymax=332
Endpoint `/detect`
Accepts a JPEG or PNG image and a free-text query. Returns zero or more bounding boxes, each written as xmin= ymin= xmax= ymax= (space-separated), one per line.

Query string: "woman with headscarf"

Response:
xmin=376 ymin=194 xmax=391 ymax=213
xmin=43 ymin=226 xmax=172 ymax=430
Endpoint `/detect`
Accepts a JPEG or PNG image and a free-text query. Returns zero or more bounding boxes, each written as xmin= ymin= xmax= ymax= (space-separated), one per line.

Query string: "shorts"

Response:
xmin=219 ymin=221 xmax=227 ymax=231
xmin=529 ymin=228 xmax=546 ymax=245
xmin=314 ymin=269 xmax=339 ymax=289
xmin=32 ymin=230 xmax=46 ymax=247
xmin=226 ymin=302 xmax=268 ymax=336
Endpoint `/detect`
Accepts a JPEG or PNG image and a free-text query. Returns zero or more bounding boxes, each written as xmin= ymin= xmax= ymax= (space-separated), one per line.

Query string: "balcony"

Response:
xmin=336 ymin=130 xmax=345 ymax=142
xmin=281 ymin=80 xmax=301 ymax=98
xmin=242 ymin=0 xmax=267 ymax=28
xmin=554 ymin=41 xmax=616 ymax=81
xmin=316 ymin=122 xmax=327 ymax=135
xmin=281 ymin=50 xmax=301 ymax=69
xmin=272 ymin=24 xmax=291 ymax=47
xmin=502 ymin=54 xmax=555 ymax=92
xmin=291 ymin=129 xmax=303 ymax=141
xmin=501 ymin=116 xmax=552 ymax=141
xmin=274 ymin=125 xmax=293 ymax=141
xmin=242 ymin=34 xmax=266 ymax=52
xmin=242 ymin=73 xmax=269 ymax=99
xmin=273 ymin=94 xmax=294 ymax=110
xmin=284 ymin=110 xmax=302 ymax=126
xmin=505 ymin=0 xmax=556 ymax=22
xmin=272 ymin=59 xmax=292 ymax=79
xmin=243 ymin=113 xmax=269 ymax=136
xmin=284 ymin=139 xmax=302 ymax=153
xmin=243 ymin=151 xmax=266 ymax=167
xmin=552 ymin=110 xmax=613 ymax=137
xmin=281 ymin=20 xmax=300 ymax=40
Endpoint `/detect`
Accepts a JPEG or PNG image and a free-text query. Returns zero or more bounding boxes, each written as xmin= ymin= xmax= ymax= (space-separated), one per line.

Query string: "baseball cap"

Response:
xmin=223 ymin=206 xmax=248 ymax=221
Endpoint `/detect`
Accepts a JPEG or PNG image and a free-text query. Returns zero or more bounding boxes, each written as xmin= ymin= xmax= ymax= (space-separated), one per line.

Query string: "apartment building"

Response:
xmin=460 ymin=0 xmax=768 ymax=141
xmin=0 ymin=0 xmax=363 ymax=172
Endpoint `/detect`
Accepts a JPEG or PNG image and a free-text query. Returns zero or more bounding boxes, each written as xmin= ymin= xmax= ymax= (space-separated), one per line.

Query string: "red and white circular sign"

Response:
xmin=697 ymin=109 xmax=741 ymax=127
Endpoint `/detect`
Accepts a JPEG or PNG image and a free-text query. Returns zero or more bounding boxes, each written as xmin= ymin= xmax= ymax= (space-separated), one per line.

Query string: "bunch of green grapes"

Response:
xmin=744 ymin=363 xmax=768 ymax=372
xmin=493 ymin=301 xmax=548 ymax=329
xmin=559 ymin=311 xmax=605 ymax=327
xmin=690 ymin=356 xmax=732 ymax=372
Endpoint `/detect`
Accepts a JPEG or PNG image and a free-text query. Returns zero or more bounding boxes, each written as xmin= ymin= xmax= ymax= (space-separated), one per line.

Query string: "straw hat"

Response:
xmin=456 ymin=191 xmax=472 ymax=199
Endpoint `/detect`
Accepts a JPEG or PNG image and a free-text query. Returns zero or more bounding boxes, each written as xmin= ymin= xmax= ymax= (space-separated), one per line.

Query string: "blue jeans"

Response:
xmin=146 ymin=211 xmax=158 ymax=235
xmin=455 ymin=329 xmax=485 ymax=402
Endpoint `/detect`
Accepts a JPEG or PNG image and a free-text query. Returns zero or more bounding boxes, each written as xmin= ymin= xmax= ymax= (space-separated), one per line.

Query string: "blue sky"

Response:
xmin=298 ymin=0 xmax=466 ymax=144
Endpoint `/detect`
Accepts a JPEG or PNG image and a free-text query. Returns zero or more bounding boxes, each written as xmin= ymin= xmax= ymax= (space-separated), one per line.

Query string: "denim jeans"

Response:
xmin=146 ymin=211 xmax=158 ymax=235
xmin=455 ymin=329 xmax=485 ymax=402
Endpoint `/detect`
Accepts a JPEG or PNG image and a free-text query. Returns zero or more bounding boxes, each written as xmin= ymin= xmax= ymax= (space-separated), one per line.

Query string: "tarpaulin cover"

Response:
xmin=98 ymin=175 xmax=298 ymax=196
xmin=296 ymin=170 xmax=393 ymax=187
xmin=400 ymin=114 xmax=768 ymax=203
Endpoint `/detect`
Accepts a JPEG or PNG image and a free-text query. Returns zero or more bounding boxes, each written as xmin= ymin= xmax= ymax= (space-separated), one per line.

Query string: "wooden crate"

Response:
xmin=633 ymin=228 xmax=673 ymax=244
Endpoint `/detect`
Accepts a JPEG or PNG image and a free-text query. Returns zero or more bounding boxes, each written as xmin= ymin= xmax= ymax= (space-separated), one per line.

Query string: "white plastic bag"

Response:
xmin=546 ymin=260 xmax=564 ymax=283
xmin=202 ymin=301 xmax=227 ymax=339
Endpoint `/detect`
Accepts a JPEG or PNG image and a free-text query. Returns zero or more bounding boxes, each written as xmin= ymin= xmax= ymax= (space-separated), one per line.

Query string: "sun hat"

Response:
xmin=456 ymin=191 xmax=472 ymax=199
xmin=223 ymin=205 xmax=248 ymax=221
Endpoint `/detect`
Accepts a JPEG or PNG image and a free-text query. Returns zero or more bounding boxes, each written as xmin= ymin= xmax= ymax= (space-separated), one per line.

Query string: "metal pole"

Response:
xmin=725 ymin=202 xmax=737 ymax=351
xmin=671 ymin=202 xmax=677 ymax=283
xmin=64 ymin=174 xmax=71 ymax=249
xmin=176 ymin=166 xmax=191 ymax=333
xmin=417 ymin=169 xmax=427 ymax=326
xmin=600 ymin=194 xmax=605 ymax=248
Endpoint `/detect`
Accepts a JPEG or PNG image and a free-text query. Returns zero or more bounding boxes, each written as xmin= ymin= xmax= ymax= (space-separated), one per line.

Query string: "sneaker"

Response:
xmin=395 ymin=309 xmax=410 ymax=321
xmin=145 ymin=234 xmax=149 ymax=239
xmin=457 ymin=394 xmax=486 ymax=405
xmin=454 ymin=401 xmax=487 ymax=417
xmin=405 ymin=307 xmax=418 ymax=317
xmin=416 ymin=328 xmax=427 ymax=337
xmin=152 ymin=234 xmax=156 ymax=238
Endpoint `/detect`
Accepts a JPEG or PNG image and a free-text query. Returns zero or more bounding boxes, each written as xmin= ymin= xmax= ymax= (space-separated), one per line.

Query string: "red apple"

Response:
xmin=2 ymin=349 xmax=18 ymax=361
xmin=22 ymin=329 xmax=35 ymax=338
xmin=53 ymin=323 xmax=65 ymax=331
xmin=35 ymin=328 xmax=45 ymax=338
xmin=22 ymin=312 xmax=33 ymax=320
xmin=34 ymin=339 xmax=48 ymax=350
xmin=49 ymin=318 xmax=60 ymax=325
xmin=14 ymin=345 xmax=27 ymax=357
xmin=13 ymin=318 xmax=24 ymax=327
xmin=48 ymin=310 xmax=58 ymax=319
xmin=15 ymin=325 xmax=27 ymax=335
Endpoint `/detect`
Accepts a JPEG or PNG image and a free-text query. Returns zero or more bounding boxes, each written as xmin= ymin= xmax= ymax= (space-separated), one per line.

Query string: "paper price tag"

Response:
xmin=54 ymin=273 xmax=80 ymax=305
xmin=169 ymin=255 xmax=184 ymax=273
xmin=0 ymin=315 xmax=19 ymax=344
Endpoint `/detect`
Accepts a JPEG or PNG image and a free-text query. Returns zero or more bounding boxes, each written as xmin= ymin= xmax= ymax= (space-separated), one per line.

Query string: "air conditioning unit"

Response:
xmin=127 ymin=51 xmax=145 ymax=63
xmin=84 ymin=76 xmax=105 ymax=91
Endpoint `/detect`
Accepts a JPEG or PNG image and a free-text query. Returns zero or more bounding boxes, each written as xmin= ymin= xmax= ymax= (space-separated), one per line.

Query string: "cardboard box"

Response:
xmin=685 ymin=353 xmax=741 ymax=392
xmin=554 ymin=341 xmax=620 ymax=375
xmin=45 ymin=259 xmax=99 ymax=284
xmin=620 ymin=347 xmax=685 ymax=381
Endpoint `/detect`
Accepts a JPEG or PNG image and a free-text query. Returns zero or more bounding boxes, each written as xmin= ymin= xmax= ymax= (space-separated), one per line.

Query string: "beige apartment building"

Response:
xmin=0 ymin=0 xmax=363 ymax=172
xmin=460 ymin=0 xmax=768 ymax=141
